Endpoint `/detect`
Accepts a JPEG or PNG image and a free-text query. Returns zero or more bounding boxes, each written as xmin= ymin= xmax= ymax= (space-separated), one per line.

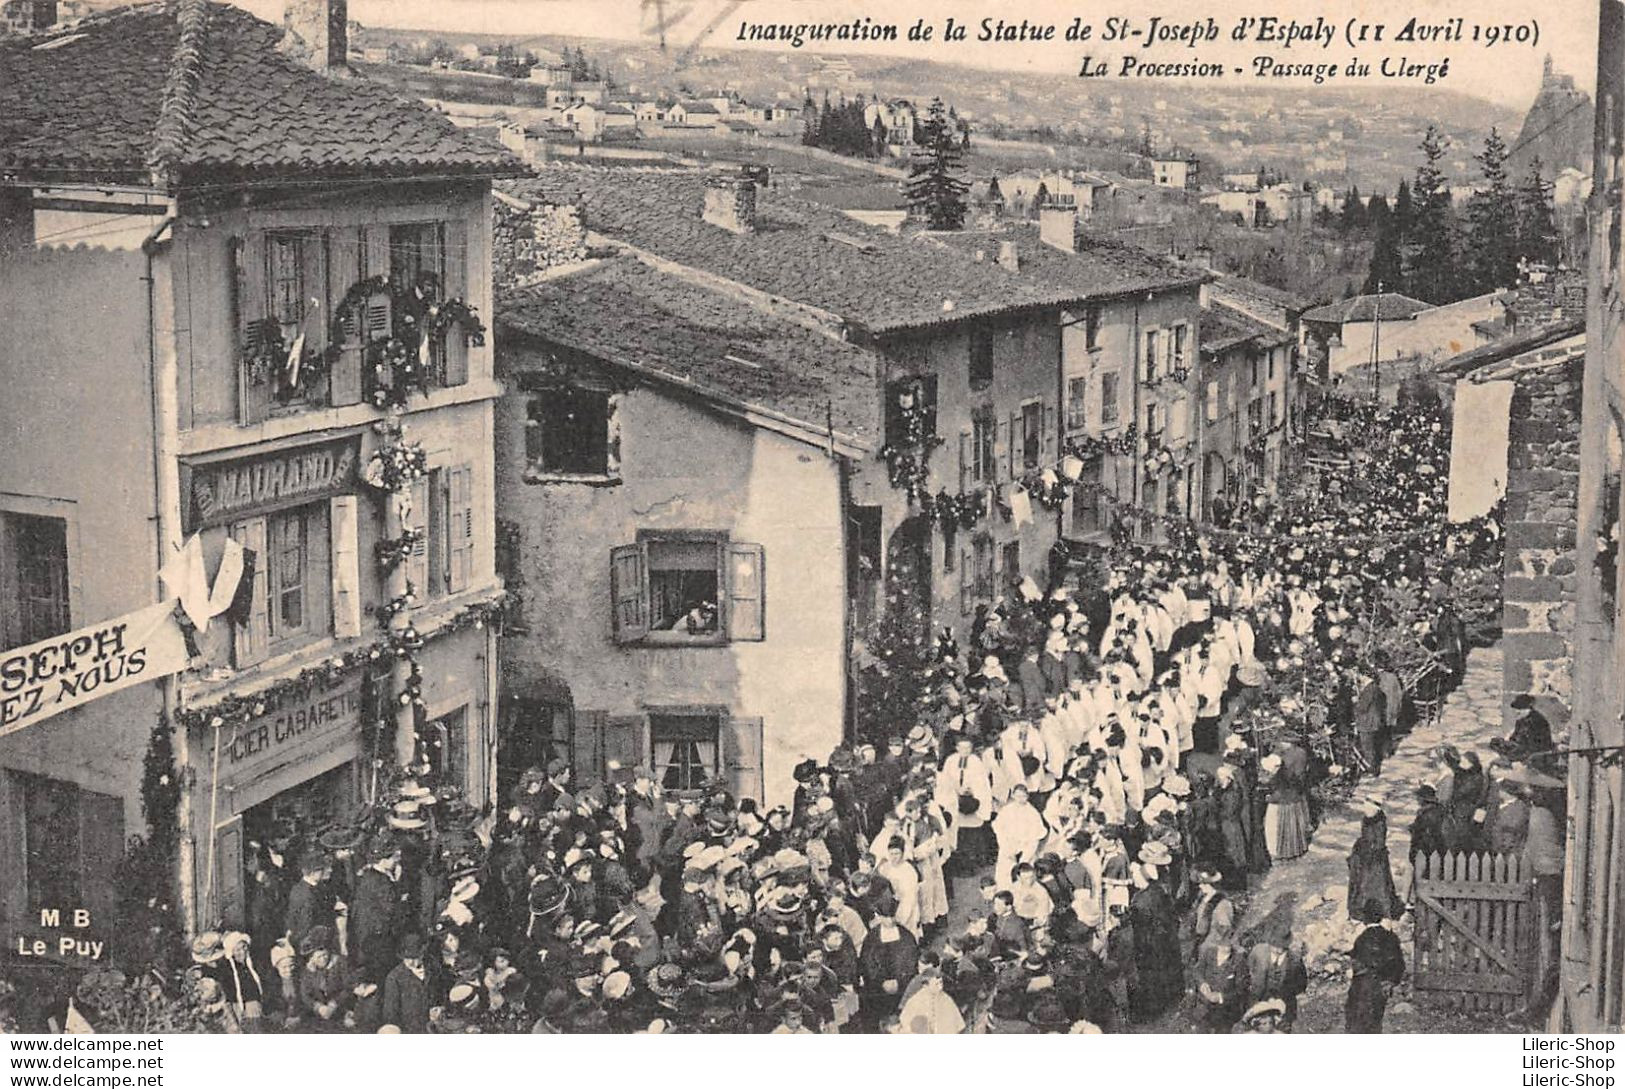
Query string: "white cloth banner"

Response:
xmin=0 ymin=599 xmax=191 ymax=739
xmin=1447 ymin=378 xmax=1514 ymax=522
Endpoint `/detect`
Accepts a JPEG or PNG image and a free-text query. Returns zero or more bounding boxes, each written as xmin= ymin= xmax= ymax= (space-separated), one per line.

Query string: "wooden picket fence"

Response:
xmin=1411 ymin=851 xmax=1534 ymax=1014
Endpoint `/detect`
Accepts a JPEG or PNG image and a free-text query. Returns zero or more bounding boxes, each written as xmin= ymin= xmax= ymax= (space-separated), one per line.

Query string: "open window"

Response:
xmin=609 ymin=534 xmax=765 ymax=644
xmin=524 ymin=385 xmax=620 ymax=482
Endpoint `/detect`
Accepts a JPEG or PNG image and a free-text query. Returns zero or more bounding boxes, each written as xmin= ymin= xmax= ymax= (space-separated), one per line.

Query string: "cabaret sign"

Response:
xmin=184 ymin=436 xmax=359 ymax=531
xmin=217 ymin=673 xmax=363 ymax=775
xmin=0 ymin=601 xmax=191 ymax=737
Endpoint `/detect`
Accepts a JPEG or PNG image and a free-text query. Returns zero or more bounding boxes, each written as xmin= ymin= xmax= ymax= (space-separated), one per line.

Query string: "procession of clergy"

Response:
xmin=150 ymin=396 xmax=1495 ymax=1035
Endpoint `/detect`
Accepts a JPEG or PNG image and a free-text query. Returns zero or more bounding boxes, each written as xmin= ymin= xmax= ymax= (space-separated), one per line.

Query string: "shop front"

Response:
xmin=192 ymin=667 xmax=373 ymax=931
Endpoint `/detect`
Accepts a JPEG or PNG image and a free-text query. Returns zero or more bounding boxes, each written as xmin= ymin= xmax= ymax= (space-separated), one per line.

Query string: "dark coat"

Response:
xmin=350 ymin=868 xmax=405 ymax=980
xmin=1345 ymin=925 xmax=1404 ymax=1033
xmin=1128 ymin=883 xmax=1183 ymax=1021
xmin=1408 ymin=800 xmax=1448 ymax=864
xmin=283 ymin=878 xmax=334 ymax=949
xmin=1347 ymin=814 xmax=1403 ymax=924
xmin=380 ymin=963 xmax=432 ymax=1033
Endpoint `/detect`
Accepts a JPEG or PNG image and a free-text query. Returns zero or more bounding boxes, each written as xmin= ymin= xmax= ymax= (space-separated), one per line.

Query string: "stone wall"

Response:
xmin=1500 ymin=355 xmax=1585 ymax=715
xmin=493 ymin=194 xmax=587 ymax=289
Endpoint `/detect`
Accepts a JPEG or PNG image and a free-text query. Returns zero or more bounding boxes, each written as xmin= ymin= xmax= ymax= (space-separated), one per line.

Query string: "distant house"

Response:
xmin=1152 ymin=155 xmax=1200 ymax=190
xmin=1301 ymin=291 xmax=1510 ymax=385
xmin=667 ymin=100 xmax=720 ymax=125
xmin=528 ymin=63 xmax=573 ymax=86
xmin=563 ymin=101 xmax=604 ymax=140
xmin=602 ymin=103 xmax=637 ymax=131
xmin=1222 ymin=171 xmax=1261 ymax=191
xmin=863 ymin=99 xmax=916 ymax=146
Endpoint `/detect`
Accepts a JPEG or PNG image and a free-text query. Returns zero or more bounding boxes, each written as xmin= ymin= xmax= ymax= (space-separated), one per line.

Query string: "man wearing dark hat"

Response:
xmin=1345 ymin=918 xmax=1405 ymax=1033
xmin=351 ymin=839 xmax=407 ymax=983
xmin=1491 ymin=695 xmax=1554 ymax=761
xmin=855 ymin=894 xmax=917 ymax=1032
xmin=380 ymin=934 xmax=432 ymax=1033
xmin=284 ymin=849 xmax=335 ymax=954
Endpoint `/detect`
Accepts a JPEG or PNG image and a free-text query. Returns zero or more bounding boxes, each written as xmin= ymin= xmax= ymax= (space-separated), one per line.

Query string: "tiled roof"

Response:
xmin=1199 ymin=305 xmax=1291 ymax=357
xmin=924 ymin=225 xmax=1206 ymax=305
xmin=1436 ymin=318 xmax=1586 ymax=377
xmin=1301 ymin=291 xmax=1432 ymax=325
xmin=0 ymin=0 xmax=521 ymax=184
xmin=498 ymin=256 xmax=881 ymax=450
xmin=1209 ymin=272 xmax=1314 ymax=314
xmin=503 ymin=167 xmax=1191 ymax=336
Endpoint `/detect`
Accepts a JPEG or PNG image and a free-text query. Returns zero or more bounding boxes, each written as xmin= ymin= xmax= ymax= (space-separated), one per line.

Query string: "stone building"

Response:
xmin=0 ymin=0 xmax=516 ymax=953
xmin=1559 ymin=0 xmax=1624 ymax=1034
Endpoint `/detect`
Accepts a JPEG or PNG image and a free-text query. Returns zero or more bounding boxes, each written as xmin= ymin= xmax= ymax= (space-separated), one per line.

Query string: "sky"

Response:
xmin=234 ymin=0 xmax=1599 ymax=110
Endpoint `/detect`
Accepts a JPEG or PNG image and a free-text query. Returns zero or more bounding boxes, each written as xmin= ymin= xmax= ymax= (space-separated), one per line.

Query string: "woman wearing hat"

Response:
xmin=1346 ymin=799 xmax=1403 ymax=925
xmin=219 ymin=932 xmax=267 ymax=1030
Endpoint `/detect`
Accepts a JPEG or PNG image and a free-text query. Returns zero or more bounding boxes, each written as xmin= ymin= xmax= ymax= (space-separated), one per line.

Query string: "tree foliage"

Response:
xmin=904 ymin=98 xmax=970 ymax=231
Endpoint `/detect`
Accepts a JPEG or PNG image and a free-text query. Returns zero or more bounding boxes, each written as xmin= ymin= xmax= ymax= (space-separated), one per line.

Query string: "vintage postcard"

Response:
xmin=0 ymin=0 xmax=1620 ymax=1044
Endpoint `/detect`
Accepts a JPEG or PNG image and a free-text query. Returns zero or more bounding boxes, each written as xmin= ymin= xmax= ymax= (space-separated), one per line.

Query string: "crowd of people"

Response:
xmin=16 ymin=396 xmax=1532 ymax=1036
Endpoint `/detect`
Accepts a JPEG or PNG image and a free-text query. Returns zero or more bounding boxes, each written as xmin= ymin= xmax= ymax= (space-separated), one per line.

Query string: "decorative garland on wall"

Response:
xmin=325 ymin=273 xmax=487 ymax=410
xmin=877 ymin=385 xmax=945 ymax=503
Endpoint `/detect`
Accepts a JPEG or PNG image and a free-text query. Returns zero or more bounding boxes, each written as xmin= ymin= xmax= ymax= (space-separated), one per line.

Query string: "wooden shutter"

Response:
xmin=305 ymin=503 xmax=332 ymax=637
xmin=229 ymin=518 xmax=269 ymax=667
xmin=1042 ymin=401 xmax=1055 ymax=462
xmin=212 ymin=816 xmax=245 ymax=930
xmin=361 ymin=224 xmax=393 ymax=342
xmin=604 ymin=714 xmax=647 ymax=774
xmin=1007 ymin=411 xmax=1019 ymax=479
xmin=329 ymin=228 xmax=363 ymax=406
xmin=78 ymin=788 xmax=124 ymax=936
xmin=726 ymin=542 xmax=765 ymax=642
xmin=448 ymin=465 xmax=474 ymax=593
xmin=573 ymin=710 xmax=607 ymax=783
xmin=994 ymin=418 xmax=1008 ymax=481
xmin=236 ymin=234 xmax=270 ymax=425
xmin=330 ymin=495 xmax=362 ymax=639
xmin=723 ymin=716 xmax=764 ymax=804
xmin=960 ymin=546 xmax=972 ymax=614
xmin=441 ymin=218 xmax=470 ymax=387
xmin=609 ymin=543 xmax=648 ymax=644
xmin=958 ymin=429 xmax=970 ymax=491
xmin=302 ymin=229 xmax=329 ymax=360
xmin=406 ymin=478 xmax=430 ymax=596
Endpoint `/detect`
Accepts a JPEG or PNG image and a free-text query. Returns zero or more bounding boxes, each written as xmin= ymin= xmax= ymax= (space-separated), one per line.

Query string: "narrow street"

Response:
xmin=1235 ymin=643 xmax=1507 ymax=1033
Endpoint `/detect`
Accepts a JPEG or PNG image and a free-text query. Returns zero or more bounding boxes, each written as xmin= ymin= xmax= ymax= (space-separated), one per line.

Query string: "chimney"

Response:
xmin=282 ymin=0 xmax=348 ymax=74
xmin=702 ymin=167 xmax=757 ymax=234
xmin=1039 ymin=202 xmax=1077 ymax=254
xmin=996 ymin=240 xmax=1019 ymax=272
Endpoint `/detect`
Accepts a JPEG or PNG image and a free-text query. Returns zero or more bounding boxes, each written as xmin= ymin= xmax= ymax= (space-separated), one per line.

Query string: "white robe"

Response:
xmin=935 ymin=752 xmax=994 ymax=831
xmin=992 ymin=801 xmax=1047 ymax=886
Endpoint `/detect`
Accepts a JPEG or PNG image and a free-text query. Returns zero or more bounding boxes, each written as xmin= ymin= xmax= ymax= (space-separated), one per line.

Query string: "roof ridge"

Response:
xmin=147 ymin=0 xmax=212 ymax=177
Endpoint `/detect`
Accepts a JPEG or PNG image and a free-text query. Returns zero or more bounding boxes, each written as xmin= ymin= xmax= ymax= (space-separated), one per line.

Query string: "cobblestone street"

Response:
xmin=1235 ymin=643 xmax=1507 ymax=1033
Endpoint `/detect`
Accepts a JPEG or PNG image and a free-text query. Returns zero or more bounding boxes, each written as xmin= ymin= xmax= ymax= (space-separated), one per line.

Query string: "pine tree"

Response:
xmin=1363 ymin=213 xmax=1404 ymax=295
xmin=904 ymin=98 xmax=970 ymax=230
xmin=1466 ymin=127 xmax=1519 ymax=292
xmin=1515 ymin=158 xmax=1561 ymax=268
xmin=1032 ymin=181 xmax=1050 ymax=219
xmin=1405 ymin=126 xmax=1458 ymax=303
xmin=800 ymin=93 xmax=817 ymax=147
xmin=1340 ymin=185 xmax=1364 ymax=231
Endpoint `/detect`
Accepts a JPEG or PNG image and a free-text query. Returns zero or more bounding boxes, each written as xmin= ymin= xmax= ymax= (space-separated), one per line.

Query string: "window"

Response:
xmin=266 ymin=233 xmax=307 ymax=335
xmin=962 ymin=534 xmax=994 ymax=612
xmin=498 ymin=699 xmax=571 ymax=797
xmin=1166 ymin=468 xmax=1184 ymax=515
xmin=1143 ymin=329 xmax=1160 ymax=382
xmin=12 ymin=771 xmax=122 ymax=925
xmin=527 ymin=387 xmax=614 ymax=478
xmin=412 ymin=465 xmax=475 ymax=600
xmin=650 ymin=712 xmax=720 ymax=792
xmin=1101 ymin=373 xmax=1120 ymax=425
xmin=1145 ymin=403 xmax=1162 ymax=444
xmin=1172 ymin=323 xmax=1189 ymax=367
xmin=1205 ymin=380 xmax=1220 ymax=423
xmin=1021 ymin=401 xmax=1043 ymax=468
xmin=1268 ymin=348 xmax=1278 ymax=380
xmin=609 ymin=534 xmax=765 ymax=644
xmin=231 ymin=502 xmax=331 ymax=663
xmin=884 ymin=376 xmax=938 ymax=448
xmin=1248 ymin=397 xmax=1264 ymax=438
xmin=267 ymin=505 xmax=330 ymax=642
xmin=1066 ymin=376 xmax=1089 ymax=432
xmin=1250 ymin=354 xmax=1263 ymax=387
xmin=969 ymin=328 xmax=994 ymax=390
xmin=2 ymin=513 xmax=69 ymax=650
xmin=1002 ymin=540 xmax=1022 ymax=593
xmin=389 ymin=222 xmax=444 ymax=292
xmin=971 ymin=406 xmax=996 ymax=483
xmin=428 ymin=706 xmax=468 ymax=790
xmin=1071 ymin=458 xmax=1103 ymax=535
xmin=1084 ymin=305 xmax=1100 ymax=350
xmin=1269 ymin=391 xmax=1280 ymax=426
